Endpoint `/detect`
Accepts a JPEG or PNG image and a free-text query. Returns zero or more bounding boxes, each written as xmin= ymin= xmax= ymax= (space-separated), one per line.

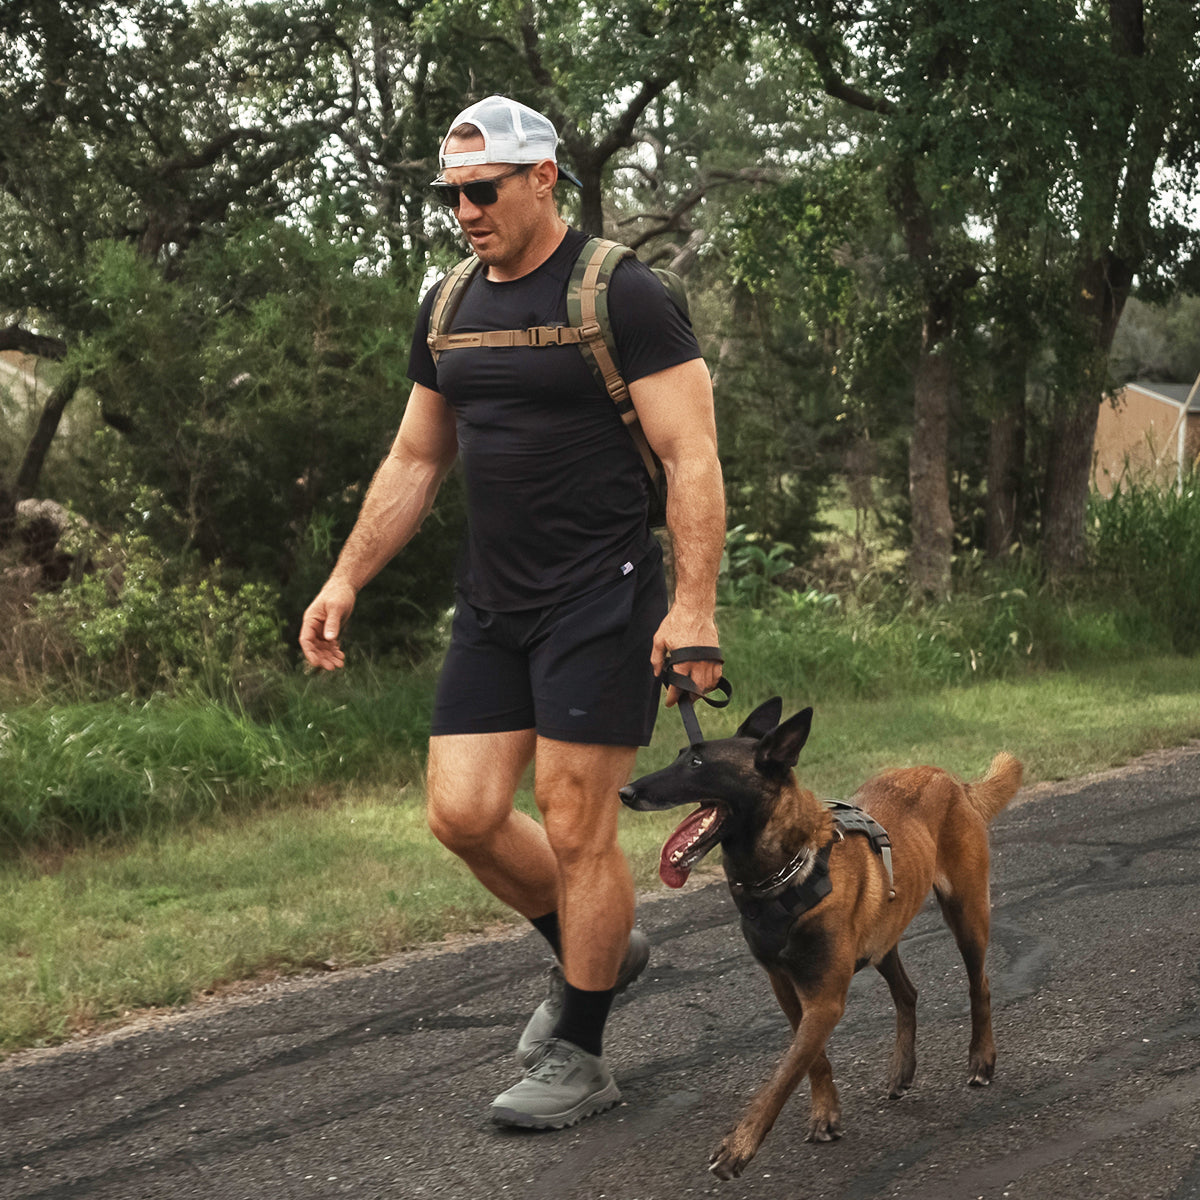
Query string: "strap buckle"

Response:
xmin=529 ymin=325 xmax=568 ymax=347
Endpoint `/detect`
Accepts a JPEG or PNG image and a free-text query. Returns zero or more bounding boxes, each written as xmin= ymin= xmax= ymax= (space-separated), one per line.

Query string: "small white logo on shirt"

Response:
xmin=621 ymin=561 xmax=634 ymax=576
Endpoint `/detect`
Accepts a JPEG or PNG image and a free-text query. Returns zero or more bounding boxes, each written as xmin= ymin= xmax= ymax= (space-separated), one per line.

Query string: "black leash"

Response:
xmin=659 ymin=645 xmax=732 ymax=745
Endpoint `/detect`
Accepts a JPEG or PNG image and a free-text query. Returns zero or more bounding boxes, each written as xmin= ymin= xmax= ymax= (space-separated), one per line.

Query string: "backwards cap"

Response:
xmin=439 ymin=95 xmax=582 ymax=186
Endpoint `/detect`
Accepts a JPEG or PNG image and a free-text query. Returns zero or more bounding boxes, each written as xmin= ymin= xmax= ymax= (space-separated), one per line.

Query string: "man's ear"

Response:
xmin=533 ymin=158 xmax=559 ymax=197
xmin=754 ymin=707 xmax=813 ymax=773
xmin=736 ymin=697 xmax=783 ymax=740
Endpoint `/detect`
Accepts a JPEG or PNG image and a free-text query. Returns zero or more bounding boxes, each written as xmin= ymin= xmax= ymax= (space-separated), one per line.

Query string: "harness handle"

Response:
xmin=659 ymin=646 xmax=731 ymax=746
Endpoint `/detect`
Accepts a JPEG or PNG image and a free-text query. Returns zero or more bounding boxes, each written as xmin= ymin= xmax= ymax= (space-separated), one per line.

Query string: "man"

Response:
xmin=299 ymin=95 xmax=724 ymax=1129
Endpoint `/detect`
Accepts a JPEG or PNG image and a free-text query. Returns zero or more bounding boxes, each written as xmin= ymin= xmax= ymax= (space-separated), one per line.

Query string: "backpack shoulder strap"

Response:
xmin=566 ymin=238 xmax=662 ymax=486
xmin=427 ymin=255 xmax=484 ymax=362
xmin=567 ymin=237 xmax=635 ymax=411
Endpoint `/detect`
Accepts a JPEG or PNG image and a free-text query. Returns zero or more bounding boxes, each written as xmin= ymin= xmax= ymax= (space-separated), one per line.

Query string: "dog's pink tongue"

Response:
xmin=659 ymin=807 xmax=718 ymax=889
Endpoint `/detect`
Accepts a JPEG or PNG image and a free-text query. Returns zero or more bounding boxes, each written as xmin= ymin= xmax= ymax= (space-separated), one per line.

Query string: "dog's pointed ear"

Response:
xmin=754 ymin=707 xmax=813 ymax=773
xmin=736 ymin=697 xmax=783 ymax=740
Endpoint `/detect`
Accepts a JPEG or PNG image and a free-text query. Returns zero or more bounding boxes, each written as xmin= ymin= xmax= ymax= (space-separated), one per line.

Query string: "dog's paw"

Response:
xmin=887 ymin=1049 xmax=917 ymax=1097
xmin=968 ymin=1056 xmax=996 ymax=1087
xmin=806 ymin=1114 xmax=843 ymax=1143
xmin=709 ymin=1135 xmax=753 ymax=1180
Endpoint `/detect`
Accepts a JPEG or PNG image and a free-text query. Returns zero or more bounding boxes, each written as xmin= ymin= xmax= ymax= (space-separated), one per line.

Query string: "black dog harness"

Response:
xmin=728 ymin=801 xmax=895 ymax=960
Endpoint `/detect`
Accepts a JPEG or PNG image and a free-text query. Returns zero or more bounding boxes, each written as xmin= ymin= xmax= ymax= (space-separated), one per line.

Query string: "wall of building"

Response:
xmin=1093 ymin=386 xmax=1188 ymax=495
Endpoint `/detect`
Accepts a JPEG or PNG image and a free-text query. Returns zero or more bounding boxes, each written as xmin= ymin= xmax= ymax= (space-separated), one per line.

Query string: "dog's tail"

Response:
xmin=966 ymin=752 xmax=1023 ymax=823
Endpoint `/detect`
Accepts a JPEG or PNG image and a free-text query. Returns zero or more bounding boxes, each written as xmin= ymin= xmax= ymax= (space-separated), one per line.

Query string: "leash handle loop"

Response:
xmin=659 ymin=645 xmax=732 ymax=745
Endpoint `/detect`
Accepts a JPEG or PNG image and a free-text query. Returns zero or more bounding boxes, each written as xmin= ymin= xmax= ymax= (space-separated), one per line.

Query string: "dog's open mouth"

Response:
xmin=660 ymin=805 xmax=726 ymax=888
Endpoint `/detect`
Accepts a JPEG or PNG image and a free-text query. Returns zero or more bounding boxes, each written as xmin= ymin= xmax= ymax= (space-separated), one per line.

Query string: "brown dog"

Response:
xmin=619 ymin=699 xmax=1022 ymax=1179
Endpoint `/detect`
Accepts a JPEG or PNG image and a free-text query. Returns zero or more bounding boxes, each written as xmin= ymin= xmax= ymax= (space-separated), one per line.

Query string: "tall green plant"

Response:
xmin=1088 ymin=479 xmax=1200 ymax=652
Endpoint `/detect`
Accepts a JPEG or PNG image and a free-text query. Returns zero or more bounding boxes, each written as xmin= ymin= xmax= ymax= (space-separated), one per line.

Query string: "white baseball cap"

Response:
xmin=438 ymin=95 xmax=582 ymax=186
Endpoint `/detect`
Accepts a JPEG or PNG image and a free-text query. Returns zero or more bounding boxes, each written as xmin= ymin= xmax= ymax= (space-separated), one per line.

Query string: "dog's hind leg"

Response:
xmin=876 ymin=946 xmax=918 ymax=1097
xmin=934 ymin=886 xmax=996 ymax=1086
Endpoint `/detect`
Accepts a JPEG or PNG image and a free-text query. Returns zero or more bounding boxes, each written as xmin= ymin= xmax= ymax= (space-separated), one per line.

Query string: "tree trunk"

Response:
xmin=1041 ymin=389 xmax=1101 ymax=572
xmin=985 ymin=407 xmax=1025 ymax=561
xmin=15 ymin=368 xmax=81 ymax=500
xmin=985 ymin=346 xmax=1027 ymax=561
xmin=0 ymin=483 xmax=15 ymax=549
xmin=575 ymin=159 xmax=605 ymax=237
xmin=909 ymin=343 xmax=954 ymax=598
xmin=1041 ymin=258 xmax=1131 ymax=575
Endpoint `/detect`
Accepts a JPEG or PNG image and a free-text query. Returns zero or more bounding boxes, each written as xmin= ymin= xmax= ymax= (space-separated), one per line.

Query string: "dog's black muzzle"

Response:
xmin=618 ymin=782 xmax=656 ymax=812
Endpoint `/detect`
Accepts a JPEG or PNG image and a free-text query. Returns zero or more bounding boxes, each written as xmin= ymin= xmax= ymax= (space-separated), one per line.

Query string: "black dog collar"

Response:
xmin=729 ymin=841 xmax=834 ymax=961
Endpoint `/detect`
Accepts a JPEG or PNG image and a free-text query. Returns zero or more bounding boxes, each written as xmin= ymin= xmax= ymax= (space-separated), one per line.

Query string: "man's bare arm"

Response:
xmin=628 ymin=357 xmax=726 ymax=703
xmin=299 ymin=383 xmax=457 ymax=669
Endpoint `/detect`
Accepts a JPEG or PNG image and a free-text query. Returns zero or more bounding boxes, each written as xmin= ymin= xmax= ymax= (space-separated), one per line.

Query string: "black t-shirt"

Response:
xmin=407 ymin=228 xmax=702 ymax=611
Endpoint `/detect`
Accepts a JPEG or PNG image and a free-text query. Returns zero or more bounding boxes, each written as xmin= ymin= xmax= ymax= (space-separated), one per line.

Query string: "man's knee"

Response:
xmin=427 ymin=786 xmax=507 ymax=854
xmin=536 ymin=754 xmax=630 ymax=868
xmin=425 ymin=730 xmax=532 ymax=853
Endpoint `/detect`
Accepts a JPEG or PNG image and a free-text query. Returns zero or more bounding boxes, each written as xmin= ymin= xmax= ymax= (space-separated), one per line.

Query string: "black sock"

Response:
xmin=550 ymin=982 xmax=615 ymax=1058
xmin=529 ymin=911 xmax=562 ymax=959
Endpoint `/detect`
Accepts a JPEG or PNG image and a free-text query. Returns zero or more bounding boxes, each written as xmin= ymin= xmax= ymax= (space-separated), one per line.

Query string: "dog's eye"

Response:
xmin=689 ymin=754 xmax=703 ymax=768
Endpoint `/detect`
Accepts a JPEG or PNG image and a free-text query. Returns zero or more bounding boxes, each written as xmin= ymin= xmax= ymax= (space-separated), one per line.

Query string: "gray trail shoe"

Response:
xmin=491 ymin=1038 xmax=621 ymax=1129
xmin=515 ymin=928 xmax=650 ymax=1068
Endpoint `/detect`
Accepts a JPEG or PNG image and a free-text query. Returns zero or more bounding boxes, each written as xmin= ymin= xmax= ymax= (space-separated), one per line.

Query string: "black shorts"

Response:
xmin=431 ymin=547 xmax=668 ymax=746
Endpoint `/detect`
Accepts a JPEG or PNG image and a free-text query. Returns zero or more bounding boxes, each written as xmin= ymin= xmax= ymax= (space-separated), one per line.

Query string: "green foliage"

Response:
xmin=66 ymin=221 xmax=460 ymax=654
xmin=31 ymin=527 xmax=282 ymax=697
xmin=1087 ymin=478 xmax=1200 ymax=653
xmin=1110 ymin=294 xmax=1200 ymax=384
xmin=0 ymin=667 xmax=435 ymax=850
xmin=719 ymin=524 xmax=795 ymax=608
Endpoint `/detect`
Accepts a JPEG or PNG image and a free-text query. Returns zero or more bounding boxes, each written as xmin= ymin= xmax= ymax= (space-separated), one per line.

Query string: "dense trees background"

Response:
xmin=2 ymin=0 xmax=1199 ymax=664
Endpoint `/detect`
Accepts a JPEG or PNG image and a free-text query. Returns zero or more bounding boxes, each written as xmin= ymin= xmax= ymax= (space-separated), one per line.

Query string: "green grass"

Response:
xmin=3 ymin=652 xmax=1198 ymax=1055
xmin=0 ymin=668 xmax=436 ymax=848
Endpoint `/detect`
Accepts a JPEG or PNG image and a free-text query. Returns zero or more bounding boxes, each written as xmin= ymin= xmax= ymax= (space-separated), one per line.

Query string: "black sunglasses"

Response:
xmin=429 ymin=165 xmax=530 ymax=210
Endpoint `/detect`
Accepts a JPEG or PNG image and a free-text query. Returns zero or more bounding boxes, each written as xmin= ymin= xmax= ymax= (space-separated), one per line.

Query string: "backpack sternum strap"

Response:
xmin=433 ymin=325 xmax=589 ymax=351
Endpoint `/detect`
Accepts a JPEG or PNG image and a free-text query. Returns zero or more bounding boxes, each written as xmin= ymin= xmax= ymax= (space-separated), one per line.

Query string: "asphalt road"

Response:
xmin=4 ymin=742 xmax=1200 ymax=1200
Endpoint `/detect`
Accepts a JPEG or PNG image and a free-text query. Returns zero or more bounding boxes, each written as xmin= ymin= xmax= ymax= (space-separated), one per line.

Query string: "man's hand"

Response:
xmin=651 ymin=606 xmax=722 ymax=708
xmin=299 ymin=578 xmax=357 ymax=671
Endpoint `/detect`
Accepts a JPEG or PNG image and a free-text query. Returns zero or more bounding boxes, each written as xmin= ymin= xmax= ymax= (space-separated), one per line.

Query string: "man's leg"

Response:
xmin=489 ymin=738 xmax=639 ymax=1129
xmin=425 ymin=728 xmax=558 ymax=918
xmin=533 ymin=737 xmax=639 ymax=991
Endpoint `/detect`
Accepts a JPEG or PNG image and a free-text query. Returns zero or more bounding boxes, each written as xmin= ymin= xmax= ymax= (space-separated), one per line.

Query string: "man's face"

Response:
xmin=440 ymin=133 xmax=544 ymax=270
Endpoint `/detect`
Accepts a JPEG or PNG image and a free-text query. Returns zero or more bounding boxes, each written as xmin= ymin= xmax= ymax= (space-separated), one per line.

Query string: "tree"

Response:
xmin=0 ymin=1 xmax=333 ymax=516
xmin=1038 ymin=0 xmax=1200 ymax=573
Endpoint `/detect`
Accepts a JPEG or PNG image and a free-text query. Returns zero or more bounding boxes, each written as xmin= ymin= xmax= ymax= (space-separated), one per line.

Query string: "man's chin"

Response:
xmin=466 ymin=232 xmax=496 ymax=259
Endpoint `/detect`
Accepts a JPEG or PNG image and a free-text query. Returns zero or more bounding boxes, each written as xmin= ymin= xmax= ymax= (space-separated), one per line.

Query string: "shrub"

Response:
xmin=1087 ymin=479 xmax=1200 ymax=653
xmin=27 ymin=530 xmax=283 ymax=698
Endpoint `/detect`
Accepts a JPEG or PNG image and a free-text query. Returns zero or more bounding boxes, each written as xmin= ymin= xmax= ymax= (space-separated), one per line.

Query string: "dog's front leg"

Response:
xmin=709 ymin=993 xmax=845 ymax=1180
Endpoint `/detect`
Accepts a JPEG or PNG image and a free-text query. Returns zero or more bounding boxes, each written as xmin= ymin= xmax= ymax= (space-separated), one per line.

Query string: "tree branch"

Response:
xmin=0 ymin=324 xmax=67 ymax=361
xmin=791 ymin=20 xmax=895 ymax=117
xmin=620 ymin=168 xmax=780 ymax=250
xmin=155 ymin=127 xmax=277 ymax=177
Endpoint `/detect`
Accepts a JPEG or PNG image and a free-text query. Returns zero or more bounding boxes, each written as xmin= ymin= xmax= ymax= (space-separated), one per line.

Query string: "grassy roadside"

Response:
xmin=3 ymin=653 xmax=1198 ymax=1056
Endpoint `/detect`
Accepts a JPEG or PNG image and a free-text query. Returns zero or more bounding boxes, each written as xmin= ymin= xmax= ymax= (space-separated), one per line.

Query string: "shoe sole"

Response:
xmin=491 ymin=1081 xmax=622 ymax=1130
